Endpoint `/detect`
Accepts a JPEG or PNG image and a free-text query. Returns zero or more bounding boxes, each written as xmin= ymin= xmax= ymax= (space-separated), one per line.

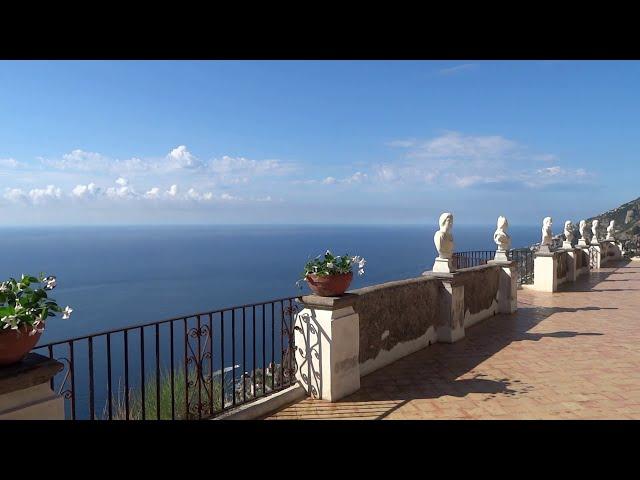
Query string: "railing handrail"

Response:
xmin=37 ymin=294 xmax=301 ymax=348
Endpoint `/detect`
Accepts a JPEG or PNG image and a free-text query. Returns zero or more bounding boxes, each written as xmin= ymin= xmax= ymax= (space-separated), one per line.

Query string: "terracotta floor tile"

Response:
xmin=266 ymin=261 xmax=640 ymax=420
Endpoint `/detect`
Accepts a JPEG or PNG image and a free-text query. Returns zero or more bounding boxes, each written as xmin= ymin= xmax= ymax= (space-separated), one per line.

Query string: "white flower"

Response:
xmin=62 ymin=306 xmax=73 ymax=319
xmin=325 ymin=250 xmax=332 ymax=256
xmin=0 ymin=282 xmax=9 ymax=293
xmin=326 ymin=262 xmax=334 ymax=269
xmin=44 ymin=276 xmax=57 ymax=290
xmin=358 ymin=259 xmax=366 ymax=269
xmin=358 ymin=268 xmax=365 ymax=276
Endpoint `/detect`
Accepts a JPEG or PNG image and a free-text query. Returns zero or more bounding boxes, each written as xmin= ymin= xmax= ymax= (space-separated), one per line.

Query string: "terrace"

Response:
xmin=266 ymin=259 xmax=640 ymax=419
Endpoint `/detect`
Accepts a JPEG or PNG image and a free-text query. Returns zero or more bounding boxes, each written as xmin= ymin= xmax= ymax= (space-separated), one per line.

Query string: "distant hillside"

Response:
xmin=585 ymin=196 xmax=640 ymax=241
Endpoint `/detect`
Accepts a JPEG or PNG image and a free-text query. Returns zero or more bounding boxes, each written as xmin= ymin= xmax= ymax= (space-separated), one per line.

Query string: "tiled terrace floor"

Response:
xmin=265 ymin=260 xmax=640 ymax=419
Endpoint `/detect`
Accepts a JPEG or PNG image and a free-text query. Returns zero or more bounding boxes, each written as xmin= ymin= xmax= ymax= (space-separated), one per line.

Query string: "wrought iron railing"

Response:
xmin=34 ymin=297 xmax=300 ymax=420
xmin=510 ymin=248 xmax=534 ymax=285
xmin=452 ymin=250 xmax=495 ymax=269
xmin=453 ymin=248 xmax=534 ymax=285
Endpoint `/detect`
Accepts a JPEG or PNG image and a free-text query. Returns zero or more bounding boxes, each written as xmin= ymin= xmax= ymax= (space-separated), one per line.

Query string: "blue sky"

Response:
xmin=0 ymin=60 xmax=638 ymax=226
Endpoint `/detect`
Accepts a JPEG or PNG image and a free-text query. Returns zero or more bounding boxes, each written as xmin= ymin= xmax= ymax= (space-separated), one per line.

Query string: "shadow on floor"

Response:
xmin=321 ymin=301 xmax=614 ymax=419
xmin=272 ymin=264 xmax=631 ymax=420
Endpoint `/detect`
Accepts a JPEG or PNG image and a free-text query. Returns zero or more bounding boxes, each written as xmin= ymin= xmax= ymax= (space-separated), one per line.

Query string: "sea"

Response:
xmin=0 ymin=224 xmax=539 ymax=418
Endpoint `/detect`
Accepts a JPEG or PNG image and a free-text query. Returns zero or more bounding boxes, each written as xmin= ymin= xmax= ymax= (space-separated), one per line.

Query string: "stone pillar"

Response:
xmin=0 ymin=353 xmax=64 ymax=420
xmin=575 ymin=244 xmax=591 ymax=277
xmin=488 ymin=260 xmax=518 ymax=313
xmin=294 ymin=294 xmax=360 ymax=402
xmin=565 ymin=248 xmax=578 ymax=282
xmin=422 ymin=272 xmax=465 ymax=343
xmin=590 ymin=243 xmax=604 ymax=269
xmin=604 ymin=240 xmax=622 ymax=260
xmin=533 ymin=251 xmax=558 ymax=292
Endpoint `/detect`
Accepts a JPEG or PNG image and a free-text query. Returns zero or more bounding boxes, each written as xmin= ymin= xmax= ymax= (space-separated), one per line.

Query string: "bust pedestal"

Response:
xmin=494 ymin=249 xmax=509 ymax=263
xmin=589 ymin=242 xmax=606 ymax=268
xmin=432 ymin=256 xmax=454 ymax=273
xmin=487 ymin=259 xmax=518 ymax=314
xmin=574 ymin=243 xmax=591 ymax=276
xmin=532 ymin=250 xmax=558 ymax=292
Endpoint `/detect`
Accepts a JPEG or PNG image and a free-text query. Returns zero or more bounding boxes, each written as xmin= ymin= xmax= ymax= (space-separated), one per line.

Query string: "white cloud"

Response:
xmin=46 ymin=149 xmax=110 ymax=171
xmin=209 ymin=156 xmax=295 ymax=184
xmin=408 ymin=131 xmax=517 ymax=160
xmin=3 ymin=188 xmax=28 ymax=203
xmin=1 ymin=178 xmax=268 ymax=208
xmin=220 ymin=193 xmax=242 ymax=201
xmin=314 ymin=172 xmax=369 ymax=187
xmin=3 ymin=185 xmax=61 ymax=205
xmin=379 ymin=131 xmax=589 ymax=190
xmin=144 ymin=187 xmax=161 ymax=199
xmin=71 ymin=183 xmax=100 ymax=199
xmin=385 ymin=140 xmax=415 ymax=148
xmin=344 ymin=172 xmax=367 ymax=184
xmin=106 ymin=177 xmax=137 ymax=199
xmin=436 ymin=63 xmax=478 ymax=76
xmin=167 ymin=145 xmax=201 ymax=170
xmin=28 ymin=185 xmax=61 ymax=204
xmin=186 ymin=188 xmax=214 ymax=201
xmin=0 ymin=158 xmax=25 ymax=169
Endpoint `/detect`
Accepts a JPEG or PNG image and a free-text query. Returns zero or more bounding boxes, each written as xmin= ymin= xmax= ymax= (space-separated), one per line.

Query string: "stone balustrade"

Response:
xmin=294 ymin=259 xmax=517 ymax=401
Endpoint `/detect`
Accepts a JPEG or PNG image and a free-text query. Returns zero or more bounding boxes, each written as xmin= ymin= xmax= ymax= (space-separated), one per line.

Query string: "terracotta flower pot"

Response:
xmin=306 ymin=272 xmax=353 ymax=297
xmin=0 ymin=324 xmax=43 ymax=366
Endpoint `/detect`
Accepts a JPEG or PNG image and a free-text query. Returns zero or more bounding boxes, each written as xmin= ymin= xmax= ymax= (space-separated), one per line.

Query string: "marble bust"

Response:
xmin=562 ymin=220 xmax=574 ymax=249
xmin=493 ymin=216 xmax=511 ymax=261
xmin=434 ymin=212 xmax=454 ymax=259
xmin=540 ymin=216 xmax=553 ymax=251
xmin=606 ymin=220 xmax=615 ymax=240
xmin=431 ymin=212 xmax=454 ymax=273
xmin=591 ymin=219 xmax=599 ymax=244
xmin=578 ymin=220 xmax=589 ymax=246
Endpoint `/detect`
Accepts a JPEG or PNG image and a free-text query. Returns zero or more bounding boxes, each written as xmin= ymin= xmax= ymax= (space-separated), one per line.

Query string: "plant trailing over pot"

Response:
xmin=297 ymin=250 xmax=366 ymax=297
xmin=0 ymin=274 xmax=72 ymax=366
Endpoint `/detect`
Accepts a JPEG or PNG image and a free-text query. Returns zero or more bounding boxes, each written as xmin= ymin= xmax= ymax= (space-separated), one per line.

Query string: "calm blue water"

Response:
xmin=0 ymin=224 xmax=539 ymax=343
xmin=0 ymin=224 xmax=539 ymax=418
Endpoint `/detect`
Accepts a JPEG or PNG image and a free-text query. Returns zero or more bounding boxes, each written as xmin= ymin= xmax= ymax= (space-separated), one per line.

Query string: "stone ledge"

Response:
xmin=487 ymin=259 xmax=516 ymax=267
xmin=300 ymin=274 xmax=447 ymax=308
xmin=535 ymin=251 xmax=558 ymax=257
xmin=0 ymin=353 xmax=63 ymax=396
xmin=214 ymin=384 xmax=307 ymax=420
xmin=299 ymin=293 xmax=359 ymax=310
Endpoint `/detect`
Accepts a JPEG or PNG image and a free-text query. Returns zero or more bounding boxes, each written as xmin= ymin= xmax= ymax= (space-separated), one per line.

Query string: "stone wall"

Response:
xmin=457 ymin=264 xmax=500 ymax=328
xmin=295 ymin=259 xmax=518 ymax=401
xmin=352 ymin=264 xmax=503 ymax=377
xmin=351 ymin=276 xmax=441 ymax=377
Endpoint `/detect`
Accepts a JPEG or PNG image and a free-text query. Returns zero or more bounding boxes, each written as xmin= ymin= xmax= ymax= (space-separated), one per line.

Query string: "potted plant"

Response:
xmin=297 ymin=250 xmax=366 ymax=297
xmin=0 ymin=274 xmax=72 ymax=366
